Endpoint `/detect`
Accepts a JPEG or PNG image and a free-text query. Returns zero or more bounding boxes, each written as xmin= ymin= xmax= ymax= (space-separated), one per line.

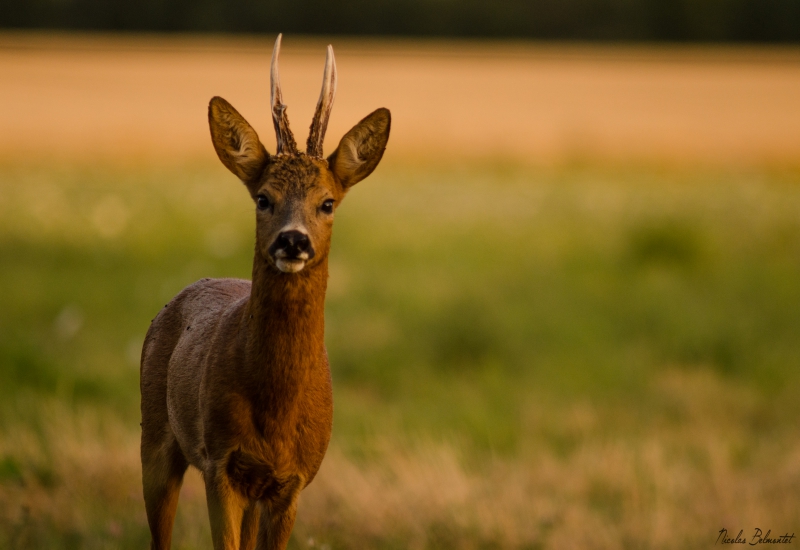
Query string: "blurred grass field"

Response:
xmin=1 ymin=154 xmax=800 ymax=549
xmin=2 ymin=33 xmax=800 ymax=550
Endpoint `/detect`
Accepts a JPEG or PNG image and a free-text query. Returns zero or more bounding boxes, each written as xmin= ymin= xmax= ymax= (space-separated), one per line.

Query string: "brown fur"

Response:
xmin=140 ymin=78 xmax=390 ymax=548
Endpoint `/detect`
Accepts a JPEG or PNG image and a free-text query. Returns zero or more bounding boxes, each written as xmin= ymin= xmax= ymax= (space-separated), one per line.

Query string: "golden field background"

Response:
xmin=1 ymin=34 xmax=800 ymax=549
xmin=2 ymin=33 xmax=800 ymax=164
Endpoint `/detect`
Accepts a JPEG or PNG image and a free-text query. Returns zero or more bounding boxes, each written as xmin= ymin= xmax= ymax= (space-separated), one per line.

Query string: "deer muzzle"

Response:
xmin=269 ymin=230 xmax=315 ymax=273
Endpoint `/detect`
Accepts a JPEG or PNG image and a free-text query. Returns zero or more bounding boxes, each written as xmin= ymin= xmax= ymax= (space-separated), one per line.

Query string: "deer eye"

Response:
xmin=320 ymin=199 xmax=334 ymax=215
xmin=256 ymin=194 xmax=271 ymax=211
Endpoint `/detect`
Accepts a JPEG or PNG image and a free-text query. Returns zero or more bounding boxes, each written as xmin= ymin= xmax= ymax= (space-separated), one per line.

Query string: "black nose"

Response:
xmin=273 ymin=230 xmax=314 ymax=259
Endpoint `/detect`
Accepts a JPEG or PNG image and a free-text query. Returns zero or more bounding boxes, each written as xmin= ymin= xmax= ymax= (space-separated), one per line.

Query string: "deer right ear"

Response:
xmin=328 ymin=108 xmax=391 ymax=190
xmin=209 ymin=97 xmax=269 ymax=192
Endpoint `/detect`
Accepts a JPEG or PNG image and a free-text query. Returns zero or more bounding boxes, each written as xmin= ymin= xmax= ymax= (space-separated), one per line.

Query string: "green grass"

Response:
xmin=1 ymin=158 xmax=800 ymax=548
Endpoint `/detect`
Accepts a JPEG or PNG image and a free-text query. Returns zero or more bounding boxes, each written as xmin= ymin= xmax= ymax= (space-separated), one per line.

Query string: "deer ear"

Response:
xmin=328 ymin=108 xmax=390 ymax=189
xmin=209 ymin=96 xmax=269 ymax=192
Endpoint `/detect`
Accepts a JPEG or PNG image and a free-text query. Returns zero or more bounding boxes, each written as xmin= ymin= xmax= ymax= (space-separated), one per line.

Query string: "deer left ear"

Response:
xmin=328 ymin=108 xmax=391 ymax=189
xmin=209 ymin=96 xmax=270 ymax=194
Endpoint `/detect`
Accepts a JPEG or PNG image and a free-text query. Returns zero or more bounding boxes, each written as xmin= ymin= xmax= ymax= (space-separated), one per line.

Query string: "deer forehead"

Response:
xmin=258 ymin=156 xmax=338 ymax=201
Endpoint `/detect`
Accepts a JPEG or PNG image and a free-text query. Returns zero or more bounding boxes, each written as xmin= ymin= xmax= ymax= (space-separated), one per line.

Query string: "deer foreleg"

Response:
xmin=205 ymin=467 xmax=249 ymax=550
xmin=141 ymin=435 xmax=188 ymax=550
xmin=255 ymin=501 xmax=298 ymax=550
xmin=239 ymin=501 xmax=261 ymax=550
xmin=255 ymin=474 xmax=304 ymax=550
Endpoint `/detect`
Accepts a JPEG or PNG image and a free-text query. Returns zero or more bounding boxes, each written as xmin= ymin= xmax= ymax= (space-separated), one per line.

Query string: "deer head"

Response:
xmin=208 ymin=34 xmax=391 ymax=274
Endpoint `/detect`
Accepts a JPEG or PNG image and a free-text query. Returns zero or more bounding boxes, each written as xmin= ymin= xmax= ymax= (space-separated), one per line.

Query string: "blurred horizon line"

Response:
xmin=2 ymin=32 xmax=799 ymax=168
xmin=2 ymin=31 xmax=800 ymax=62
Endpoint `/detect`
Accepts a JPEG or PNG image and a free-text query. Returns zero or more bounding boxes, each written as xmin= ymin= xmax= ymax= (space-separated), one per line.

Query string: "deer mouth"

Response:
xmin=272 ymin=249 xmax=311 ymax=273
xmin=275 ymin=257 xmax=306 ymax=273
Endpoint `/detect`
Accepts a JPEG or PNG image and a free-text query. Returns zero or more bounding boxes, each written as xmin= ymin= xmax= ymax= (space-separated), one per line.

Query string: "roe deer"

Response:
xmin=140 ymin=34 xmax=390 ymax=550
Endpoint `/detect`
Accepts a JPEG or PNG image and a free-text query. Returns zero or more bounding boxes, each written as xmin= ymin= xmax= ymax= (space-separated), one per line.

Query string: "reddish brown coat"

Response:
xmin=140 ymin=38 xmax=390 ymax=550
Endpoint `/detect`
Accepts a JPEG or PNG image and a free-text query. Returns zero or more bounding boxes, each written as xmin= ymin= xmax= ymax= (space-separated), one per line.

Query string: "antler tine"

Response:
xmin=270 ymin=33 xmax=298 ymax=155
xmin=306 ymin=44 xmax=337 ymax=158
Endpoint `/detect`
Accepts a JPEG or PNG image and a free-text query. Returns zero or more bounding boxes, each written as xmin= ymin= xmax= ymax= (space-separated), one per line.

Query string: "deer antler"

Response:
xmin=271 ymin=34 xmax=298 ymax=155
xmin=306 ymin=45 xmax=337 ymax=158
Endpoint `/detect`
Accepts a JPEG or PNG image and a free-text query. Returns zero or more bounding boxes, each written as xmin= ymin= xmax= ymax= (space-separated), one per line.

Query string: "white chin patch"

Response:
xmin=276 ymin=258 xmax=306 ymax=273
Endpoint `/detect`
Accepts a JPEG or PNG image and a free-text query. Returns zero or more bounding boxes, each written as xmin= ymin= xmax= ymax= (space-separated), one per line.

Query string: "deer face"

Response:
xmin=207 ymin=36 xmax=390 ymax=274
xmin=252 ymin=155 xmax=339 ymax=273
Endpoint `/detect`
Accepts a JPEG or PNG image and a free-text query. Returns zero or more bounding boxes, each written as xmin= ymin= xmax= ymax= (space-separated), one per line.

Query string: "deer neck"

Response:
xmin=244 ymin=254 xmax=328 ymax=419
